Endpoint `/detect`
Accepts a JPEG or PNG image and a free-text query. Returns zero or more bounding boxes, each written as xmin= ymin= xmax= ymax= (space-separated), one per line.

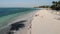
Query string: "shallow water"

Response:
xmin=0 ymin=8 xmax=37 ymax=28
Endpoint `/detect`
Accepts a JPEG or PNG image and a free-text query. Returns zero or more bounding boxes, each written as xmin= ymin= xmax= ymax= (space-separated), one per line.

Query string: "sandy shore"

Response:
xmin=2 ymin=9 xmax=60 ymax=34
xmin=31 ymin=9 xmax=60 ymax=34
xmin=13 ymin=9 xmax=60 ymax=34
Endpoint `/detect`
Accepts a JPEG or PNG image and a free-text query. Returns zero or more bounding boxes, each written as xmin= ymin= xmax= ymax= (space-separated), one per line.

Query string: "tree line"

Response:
xmin=51 ymin=1 xmax=60 ymax=10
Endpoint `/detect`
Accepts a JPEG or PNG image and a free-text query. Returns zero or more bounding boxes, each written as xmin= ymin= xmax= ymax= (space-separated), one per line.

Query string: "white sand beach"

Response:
xmin=31 ymin=9 xmax=60 ymax=34
xmin=10 ymin=9 xmax=60 ymax=34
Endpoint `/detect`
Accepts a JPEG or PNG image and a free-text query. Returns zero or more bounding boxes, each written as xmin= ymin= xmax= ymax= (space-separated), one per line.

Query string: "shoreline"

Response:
xmin=0 ymin=9 xmax=39 ymax=34
xmin=13 ymin=10 xmax=39 ymax=34
xmin=0 ymin=10 xmax=37 ymax=29
xmin=6 ymin=9 xmax=60 ymax=34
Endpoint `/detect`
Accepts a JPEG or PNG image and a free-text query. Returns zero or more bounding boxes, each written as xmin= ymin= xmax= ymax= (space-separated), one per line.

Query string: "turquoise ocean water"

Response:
xmin=0 ymin=8 xmax=37 ymax=28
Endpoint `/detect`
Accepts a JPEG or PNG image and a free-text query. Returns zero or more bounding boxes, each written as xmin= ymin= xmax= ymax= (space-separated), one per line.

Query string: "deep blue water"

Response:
xmin=0 ymin=8 xmax=37 ymax=28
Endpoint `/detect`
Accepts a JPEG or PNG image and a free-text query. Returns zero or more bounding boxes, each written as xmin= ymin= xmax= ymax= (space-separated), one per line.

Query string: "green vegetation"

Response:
xmin=34 ymin=0 xmax=60 ymax=11
xmin=34 ymin=5 xmax=50 ymax=8
xmin=38 ymin=5 xmax=50 ymax=8
xmin=51 ymin=1 xmax=60 ymax=10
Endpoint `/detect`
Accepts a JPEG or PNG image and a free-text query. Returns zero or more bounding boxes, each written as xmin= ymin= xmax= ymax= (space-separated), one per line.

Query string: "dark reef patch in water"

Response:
xmin=7 ymin=20 xmax=27 ymax=34
xmin=10 ymin=20 xmax=26 ymax=31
